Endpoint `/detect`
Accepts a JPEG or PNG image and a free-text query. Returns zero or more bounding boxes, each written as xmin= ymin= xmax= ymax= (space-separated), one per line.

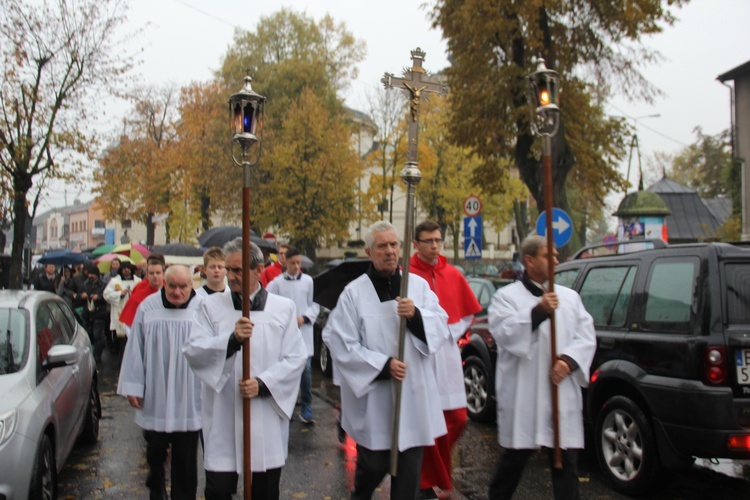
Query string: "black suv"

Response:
xmin=562 ymin=242 xmax=750 ymax=494
xmin=462 ymin=242 xmax=750 ymax=495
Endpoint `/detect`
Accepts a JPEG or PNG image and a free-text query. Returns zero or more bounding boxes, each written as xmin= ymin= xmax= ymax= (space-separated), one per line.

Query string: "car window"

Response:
xmin=643 ymin=259 xmax=697 ymax=330
xmin=48 ymin=302 xmax=74 ymax=342
xmin=724 ymin=263 xmax=750 ymax=325
xmin=36 ymin=303 xmax=68 ymax=364
xmin=0 ymin=308 xmax=28 ymax=375
xmin=469 ymin=280 xmax=492 ymax=310
xmin=556 ymin=268 xmax=580 ymax=289
xmin=579 ymin=266 xmax=635 ymax=327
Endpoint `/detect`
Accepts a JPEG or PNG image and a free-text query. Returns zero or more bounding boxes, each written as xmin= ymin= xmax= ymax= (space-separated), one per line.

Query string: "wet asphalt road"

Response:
xmin=58 ymin=349 xmax=750 ymax=499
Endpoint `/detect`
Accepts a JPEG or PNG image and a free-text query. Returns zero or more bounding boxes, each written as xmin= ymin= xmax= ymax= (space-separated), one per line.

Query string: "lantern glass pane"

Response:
xmin=243 ymin=103 xmax=255 ymax=135
xmin=232 ymin=103 xmax=243 ymax=135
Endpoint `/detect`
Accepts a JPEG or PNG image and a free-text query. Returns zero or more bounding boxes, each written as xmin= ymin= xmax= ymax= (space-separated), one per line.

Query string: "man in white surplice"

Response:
xmin=266 ymin=247 xmax=319 ymax=424
xmin=488 ymin=235 xmax=596 ymax=500
xmin=117 ymin=264 xmax=204 ymax=499
xmin=183 ymin=238 xmax=306 ymax=500
xmin=323 ymin=221 xmax=450 ymax=500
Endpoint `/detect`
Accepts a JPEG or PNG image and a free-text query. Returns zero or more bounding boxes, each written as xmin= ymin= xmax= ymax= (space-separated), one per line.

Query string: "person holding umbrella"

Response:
xmin=183 ymin=238 xmax=306 ymax=500
xmin=32 ymin=263 xmax=57 ymax=292
xmin=487 ymin=235 xmax=596 ymax=499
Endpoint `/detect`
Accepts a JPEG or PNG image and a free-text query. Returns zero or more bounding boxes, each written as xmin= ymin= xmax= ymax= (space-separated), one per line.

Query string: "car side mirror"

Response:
xmin=44 ymin=344 xmax=78 ymax=370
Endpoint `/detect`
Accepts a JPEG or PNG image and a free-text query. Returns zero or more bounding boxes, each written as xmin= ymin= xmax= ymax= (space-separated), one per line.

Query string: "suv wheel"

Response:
xmin=319 ymin=342 xmax=333 ymax=377
xmin=595 ymin=395 xmax=659 ymax=495
xmin=463 ymin=355 xmax=494 ymax=423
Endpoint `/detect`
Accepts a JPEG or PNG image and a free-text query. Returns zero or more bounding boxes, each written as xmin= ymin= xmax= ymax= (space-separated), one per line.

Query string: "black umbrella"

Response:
xmin=198 ymin=226 xmax=276 ymax=251
xmin=313 ymin=259 xmax=371 ymax=310
xmin=151 ymin=243 xmax=204 ymax=257
xmin=38 ymin=250 xmax=89 ymax=266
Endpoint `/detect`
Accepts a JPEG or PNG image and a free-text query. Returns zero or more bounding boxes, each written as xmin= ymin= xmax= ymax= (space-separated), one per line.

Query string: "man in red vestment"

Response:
xmin=260 ymin=243 xmax=288 ymax=287
xmin=410 ymin=220 xmax=482 ymax=499
xmin=119 ymin=253 xmax=166 ymax=335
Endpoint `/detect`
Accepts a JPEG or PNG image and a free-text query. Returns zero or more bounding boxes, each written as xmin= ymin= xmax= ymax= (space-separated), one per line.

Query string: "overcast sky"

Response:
xmin=45 ymin=0 xmax=750 ymax=223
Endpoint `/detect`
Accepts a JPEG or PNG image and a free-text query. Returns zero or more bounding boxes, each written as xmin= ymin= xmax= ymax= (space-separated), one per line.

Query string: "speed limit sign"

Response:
xmin=463 ymin=195 xmax=482 ymax=217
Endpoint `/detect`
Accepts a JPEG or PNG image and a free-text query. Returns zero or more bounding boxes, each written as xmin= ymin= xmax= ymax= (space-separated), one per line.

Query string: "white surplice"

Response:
xmin=322 ymin=272 xmax=450 ymax=451
xmin=103 ymin=274 xmax=141 ymax=336
xmin=489 ymin=281 xmax=596 ymax=449
xmin=195 ymin=284 xmax=230 ymax=300
xmin=266 ymin=272 xmax=318 ymax=356
xmin=116 ymin=291 xmax=204 ymax=432
xmin=183 ymin=287 xmax=307 ymax=473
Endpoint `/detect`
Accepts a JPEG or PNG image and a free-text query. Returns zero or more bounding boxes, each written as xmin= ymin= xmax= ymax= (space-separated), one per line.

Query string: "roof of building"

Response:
xmin=647 ymin=176 xmax=721 ymax=242
xmin=718 ymin=59 xmax=750 ymax=82
xmin=613 ymin=190 xmax=671 ymax=217
xmin=703 ymin=197 xmax=733 ymax=224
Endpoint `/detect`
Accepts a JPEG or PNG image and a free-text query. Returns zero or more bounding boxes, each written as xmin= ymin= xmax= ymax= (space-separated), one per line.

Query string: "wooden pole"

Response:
xmin=242 ymin=165 xmax=253 ymax=498
xmin=543 ymin=135 xmax=562 ymax=469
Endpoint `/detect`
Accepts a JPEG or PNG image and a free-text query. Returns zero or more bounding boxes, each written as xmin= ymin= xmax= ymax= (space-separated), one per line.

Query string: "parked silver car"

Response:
xmin=0 ymin=290 xmax=100 ymax=499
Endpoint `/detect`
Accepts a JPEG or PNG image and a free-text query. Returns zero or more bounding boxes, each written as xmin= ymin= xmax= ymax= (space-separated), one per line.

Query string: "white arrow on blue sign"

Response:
xmin=464 ymin=215 xmax=482 ymax=259
xmin=535 ymin=208 xmax=573 ymax=247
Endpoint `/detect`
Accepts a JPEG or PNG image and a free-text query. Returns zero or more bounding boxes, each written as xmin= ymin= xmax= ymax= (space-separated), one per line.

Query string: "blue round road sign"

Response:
xmin=536 ymin=208 xmax=573 ymax=247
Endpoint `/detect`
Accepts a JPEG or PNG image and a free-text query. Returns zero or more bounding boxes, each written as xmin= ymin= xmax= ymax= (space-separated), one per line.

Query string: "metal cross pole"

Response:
xmin=381 ymin=47 xmax=447 ymax=477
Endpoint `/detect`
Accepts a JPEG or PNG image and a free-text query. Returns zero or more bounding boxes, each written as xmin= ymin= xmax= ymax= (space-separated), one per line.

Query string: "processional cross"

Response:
xmin=381 ymin=47 xmax=448 ymax=165
xmin=381 ymin=47 xmax=448 ymax=477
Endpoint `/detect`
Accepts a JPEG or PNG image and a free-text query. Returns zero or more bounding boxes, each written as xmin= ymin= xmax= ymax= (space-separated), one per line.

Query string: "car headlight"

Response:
xmin=0 ymin=409 xmax=17 ymax=447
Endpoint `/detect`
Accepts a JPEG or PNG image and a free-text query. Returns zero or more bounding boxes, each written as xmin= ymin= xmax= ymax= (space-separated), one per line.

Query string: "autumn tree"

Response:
xmin=364 ymin=87 xmax=407 ymax=223
xmin=94 ymin=84 xmax=178 ymax=245
xmin=431 ymin=0 xmax=684 ymax=252
xmin=218 ymin=9 xmax=366 ymax=237
xmin=267 ymin=88 xmax=361 ymax=259
xmin=173 ymin=81 xmax=239 ymax=231
xmin=0 ymin=0 xmax=134 ymax=287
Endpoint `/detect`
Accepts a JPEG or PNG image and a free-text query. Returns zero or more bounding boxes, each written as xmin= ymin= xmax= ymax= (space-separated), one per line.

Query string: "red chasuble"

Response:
xmin=118 ymin=279 xmax=161 ymax=327
xmin=409 ymin=253 xmax=481 ymax=323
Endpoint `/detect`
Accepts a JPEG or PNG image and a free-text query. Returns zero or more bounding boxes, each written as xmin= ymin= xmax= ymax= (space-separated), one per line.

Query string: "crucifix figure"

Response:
xmin=380 ymin=47 xmax=449 ymax=478
xmin=381 ymin=47 xmax=448 ymax=164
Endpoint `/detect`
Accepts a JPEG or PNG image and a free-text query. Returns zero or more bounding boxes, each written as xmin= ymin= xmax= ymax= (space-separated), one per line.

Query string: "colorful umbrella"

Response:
xmin=94 ymin=253 xmax=134 ymax=274
xmin=112 ymin=243 xmax=149 ymax=263
xmin=90 ymin=244 xmax=117 ymax=257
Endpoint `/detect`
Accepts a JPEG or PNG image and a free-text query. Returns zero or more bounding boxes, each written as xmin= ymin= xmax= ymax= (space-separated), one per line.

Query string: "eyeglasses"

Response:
xmin=417 ymin=238 xmax=444 ymax=245
xmin=226 ymin=266 xmax=244 ymax=275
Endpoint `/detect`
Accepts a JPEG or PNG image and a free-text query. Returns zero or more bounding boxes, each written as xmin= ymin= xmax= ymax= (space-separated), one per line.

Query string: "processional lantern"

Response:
xmin=229 ymin=74 xmax=266 ymax=166
xmin=527 ymin=58 xmax=560 ymax=137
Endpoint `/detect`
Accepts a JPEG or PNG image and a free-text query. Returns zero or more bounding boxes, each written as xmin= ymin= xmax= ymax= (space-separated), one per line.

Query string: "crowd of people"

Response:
xmin=30 ymin=222 xmax=596 ymax=500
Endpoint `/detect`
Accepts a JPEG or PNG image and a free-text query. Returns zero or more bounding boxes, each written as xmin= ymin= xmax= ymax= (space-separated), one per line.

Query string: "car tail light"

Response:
xmin=457 ymin=331 xmax=470 ymax=348
xmin=590 ymin=367 xmax=600 ymax=385
xmin=727 ymin=435 xmax=750 ymax=450
xmin=702 ymin=346 xmax=727 ymax=385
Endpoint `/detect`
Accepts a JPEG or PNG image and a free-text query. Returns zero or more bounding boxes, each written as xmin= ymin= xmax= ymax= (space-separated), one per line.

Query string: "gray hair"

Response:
xmin=520 ymin=235 xmax=549 ymax=261
xmin=164 ymin=264 xmax=191 ymax=282
xmin=223 ymin=237 xmax=264 ymax=268
xmin=364 ymin=221 xmax=397 ymax=250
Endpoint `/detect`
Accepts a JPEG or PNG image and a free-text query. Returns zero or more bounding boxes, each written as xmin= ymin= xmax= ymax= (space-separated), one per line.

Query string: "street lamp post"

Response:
xmin=229 ymin=74 xmax=266 ymax=499
xmin=527 ymin=58 xmax=563 ymax=468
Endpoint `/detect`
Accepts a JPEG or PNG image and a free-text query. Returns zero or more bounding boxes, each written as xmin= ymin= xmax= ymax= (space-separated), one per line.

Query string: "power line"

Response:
xmin=608 ymin=104 xmax=690 ymax=148
xmin=166 ymin=0 xmax=240 ymax=29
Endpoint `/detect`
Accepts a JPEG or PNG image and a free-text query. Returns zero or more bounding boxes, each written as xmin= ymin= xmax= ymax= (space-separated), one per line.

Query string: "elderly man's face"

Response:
xmin=164 ymin=266 xmax=192 ymax=307
xmin=225 ymin=251 xmax=263 ymax=294
xmin=366 ymin=229 xmax=400 ymax=275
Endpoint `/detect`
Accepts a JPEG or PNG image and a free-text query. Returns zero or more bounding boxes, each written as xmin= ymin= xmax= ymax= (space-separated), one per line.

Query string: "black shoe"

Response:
xmin=337 ymin=418 xmax=346 ymax=443
xmin=420 ymin=488 xmax=438 ymax=499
